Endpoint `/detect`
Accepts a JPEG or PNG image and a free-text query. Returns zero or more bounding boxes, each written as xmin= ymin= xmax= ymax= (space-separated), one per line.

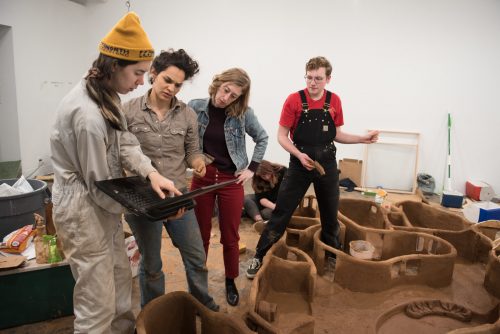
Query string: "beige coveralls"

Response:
xmin=50 ymin=80 xmax=156 ymax=334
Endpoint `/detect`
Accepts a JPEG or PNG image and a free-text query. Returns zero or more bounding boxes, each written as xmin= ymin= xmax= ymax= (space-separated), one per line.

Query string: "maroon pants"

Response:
xmin=191 ymin=165 xmax=244 ymax=279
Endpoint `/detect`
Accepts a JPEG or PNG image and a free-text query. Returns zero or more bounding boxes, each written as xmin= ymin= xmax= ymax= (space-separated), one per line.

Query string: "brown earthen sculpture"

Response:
xmin=312 ymin=225 xmax=456 ymax=292
xmin=390 ymin=201 xmax=492 ymax=262
xmin=286 ymin=216 xmax=320 ymax=252
xmin=249 ymin=199 xmax=500 ymax=334
xmin=484 ymin=244 xmax=500 ymax=300
xmin=375 ymin=299 xmax=500 ymax=334
xmin=247 ymin=238 xmax=316 ymax=334
xmin=338 ymin=198 xmax=392 ymax=230
xmin=390 ymin=202 xmax=500 ymax=299
xmin=471 ymin=220 xmax=500 ymax=299
xmin=339 ymin=198 xmax=495 ymax=266
xmin=293 ymin=195 xmax=320 ymax=218
xmin=136 ymin=290 xmax=253 ymax=334
xmin=405 ymin=300 xmax=473 ymax=321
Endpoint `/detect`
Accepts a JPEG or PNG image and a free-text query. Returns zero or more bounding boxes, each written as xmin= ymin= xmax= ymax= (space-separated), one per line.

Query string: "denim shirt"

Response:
xmin=188 ymin=98 xmax=268 ymax=173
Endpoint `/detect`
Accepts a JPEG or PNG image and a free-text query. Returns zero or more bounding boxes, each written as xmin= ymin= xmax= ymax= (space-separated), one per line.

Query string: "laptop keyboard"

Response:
xmin=118 ymin=188 xmax=163 ymax=208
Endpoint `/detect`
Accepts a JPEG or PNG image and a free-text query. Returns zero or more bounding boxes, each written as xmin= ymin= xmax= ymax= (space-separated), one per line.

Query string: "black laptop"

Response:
xmin=95 ymin=176 xmax=237 ymax=221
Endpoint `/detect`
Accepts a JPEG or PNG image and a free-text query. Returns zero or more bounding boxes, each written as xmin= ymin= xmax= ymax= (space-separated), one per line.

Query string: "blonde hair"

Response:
xmin=208 ymin=68 xmax=251 ymax=117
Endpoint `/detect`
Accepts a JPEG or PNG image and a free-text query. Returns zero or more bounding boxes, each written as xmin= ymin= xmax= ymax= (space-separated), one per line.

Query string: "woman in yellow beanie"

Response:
xmin=50 ymin=12 xmax=181 ymax=334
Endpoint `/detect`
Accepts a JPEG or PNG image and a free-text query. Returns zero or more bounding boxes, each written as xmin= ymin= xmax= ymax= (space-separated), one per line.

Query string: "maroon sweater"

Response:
xmin=203 ymin=102 xmax=258 ymax=173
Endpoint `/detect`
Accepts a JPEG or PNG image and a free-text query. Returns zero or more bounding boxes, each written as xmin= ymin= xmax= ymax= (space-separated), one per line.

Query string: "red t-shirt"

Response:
xmin=279 ymin=89 xmax=344 ymax=139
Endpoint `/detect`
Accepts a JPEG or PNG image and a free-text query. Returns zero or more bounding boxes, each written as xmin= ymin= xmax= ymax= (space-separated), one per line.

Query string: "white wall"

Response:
xmin=1 ymin=0 xmax=499 ymax=194
xmin=0 ymin=25 xmax=21 ymax=161
xmin=0 ymin=0 xmax=90 ymax=175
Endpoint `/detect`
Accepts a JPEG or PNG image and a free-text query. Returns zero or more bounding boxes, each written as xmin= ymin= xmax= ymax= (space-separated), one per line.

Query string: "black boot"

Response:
xmin=225 ymin=278 xmax=239 ymax=306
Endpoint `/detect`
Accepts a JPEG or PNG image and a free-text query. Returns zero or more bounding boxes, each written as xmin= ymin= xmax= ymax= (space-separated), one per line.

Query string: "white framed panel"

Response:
xmin=362 ymin=131 xmax=419 ymax=194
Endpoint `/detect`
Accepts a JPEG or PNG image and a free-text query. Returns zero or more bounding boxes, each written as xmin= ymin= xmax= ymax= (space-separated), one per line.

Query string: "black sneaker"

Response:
xmin=246 ymin=257 xmax=262 ymax=279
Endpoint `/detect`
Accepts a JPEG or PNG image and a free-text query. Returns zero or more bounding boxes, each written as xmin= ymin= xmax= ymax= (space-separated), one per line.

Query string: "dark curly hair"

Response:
xmin=151 ymin=48 xmax=199 ymax=81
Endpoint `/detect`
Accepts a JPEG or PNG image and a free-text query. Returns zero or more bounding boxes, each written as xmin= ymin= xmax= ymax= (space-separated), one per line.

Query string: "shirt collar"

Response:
xmin=141 ymin=89 xmax=182 ymax=113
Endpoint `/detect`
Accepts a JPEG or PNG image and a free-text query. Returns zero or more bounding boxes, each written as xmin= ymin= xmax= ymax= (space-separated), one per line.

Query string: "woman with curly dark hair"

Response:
xmin=122 ymin=49 xmax=219 ymax=311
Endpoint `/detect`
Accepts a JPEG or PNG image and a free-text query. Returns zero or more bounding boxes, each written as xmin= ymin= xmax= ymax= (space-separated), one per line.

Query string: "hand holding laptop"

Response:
xmin=166 ymin=207 xmax=186 ymax=220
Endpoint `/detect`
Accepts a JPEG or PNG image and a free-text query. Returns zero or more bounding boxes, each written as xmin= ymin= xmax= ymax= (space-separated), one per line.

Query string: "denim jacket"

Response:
xmin=188 ymin=98 xmax=268 ymax=173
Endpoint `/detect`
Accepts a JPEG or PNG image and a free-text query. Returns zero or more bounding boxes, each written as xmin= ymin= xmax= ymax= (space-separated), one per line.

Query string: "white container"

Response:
xmin=463 ymin=201 xmax=500 ymax=223
xmin=349 ymin=240 xmax=375 ymax=260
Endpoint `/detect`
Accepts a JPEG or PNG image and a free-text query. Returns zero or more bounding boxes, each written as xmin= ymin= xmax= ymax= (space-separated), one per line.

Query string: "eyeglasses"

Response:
xmin=304 ymin=75 xmax=326 ymax=83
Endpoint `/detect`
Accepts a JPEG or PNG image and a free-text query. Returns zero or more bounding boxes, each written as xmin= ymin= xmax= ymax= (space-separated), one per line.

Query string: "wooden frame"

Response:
xmin=362 ymin=130 xmax=420 ymax=194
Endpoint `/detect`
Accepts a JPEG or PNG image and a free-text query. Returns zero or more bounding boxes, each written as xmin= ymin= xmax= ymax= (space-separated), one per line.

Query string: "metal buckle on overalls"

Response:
xmin=324 ymin=103 xmax=330 ymax=113
xmin=302 ymin=103 xmax=309 ymax=113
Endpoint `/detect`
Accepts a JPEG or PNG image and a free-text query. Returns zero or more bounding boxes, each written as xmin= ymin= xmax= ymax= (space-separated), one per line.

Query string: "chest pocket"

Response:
xmin=169 ymin=128 xmax=186 ymax=136
xmin=130 ymin=124 xmax=155 ymax=149
xmin=131 ymin=125 xmax=152 ymax=134
xmin=229 ymin=126 xmax=245 ymax=138
xmin=163 ymin=127 xmax=186 ymax=153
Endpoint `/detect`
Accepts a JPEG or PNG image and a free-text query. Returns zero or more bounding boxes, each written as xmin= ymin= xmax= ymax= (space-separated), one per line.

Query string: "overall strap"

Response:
xmin=298 ymin=90 xmax=308 ymax=112
xmin=323 ymin=91 xmax=332 ymax=112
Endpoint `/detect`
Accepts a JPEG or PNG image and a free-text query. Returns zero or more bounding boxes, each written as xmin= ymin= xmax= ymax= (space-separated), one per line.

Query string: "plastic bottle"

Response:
xmin=46 ymin=235 xmax=62 ymax=263
xmin=34 ymin=213 xmax=48 ymax=264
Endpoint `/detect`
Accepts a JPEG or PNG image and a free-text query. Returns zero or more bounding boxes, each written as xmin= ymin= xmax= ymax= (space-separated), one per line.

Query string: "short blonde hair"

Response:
xmin=208 ymin=68 xmax=251 ymax=117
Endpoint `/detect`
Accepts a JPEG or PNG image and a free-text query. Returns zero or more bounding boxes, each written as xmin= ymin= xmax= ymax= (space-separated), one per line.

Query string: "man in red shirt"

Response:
xmin=246 ymin=56 xmax=379 ymax=278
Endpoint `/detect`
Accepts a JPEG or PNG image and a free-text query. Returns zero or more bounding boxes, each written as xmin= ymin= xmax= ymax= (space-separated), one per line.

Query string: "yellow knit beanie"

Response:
xmin=99 ymin=12 xmax=154 ymax=61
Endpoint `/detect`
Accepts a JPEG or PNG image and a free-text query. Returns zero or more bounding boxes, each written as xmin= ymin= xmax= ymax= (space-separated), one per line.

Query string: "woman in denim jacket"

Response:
xmin=188 ymin=68 xmax=268 ymax=306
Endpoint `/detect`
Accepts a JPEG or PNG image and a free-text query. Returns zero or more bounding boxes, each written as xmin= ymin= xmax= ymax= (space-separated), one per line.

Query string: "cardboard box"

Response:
xmin=339 ymin=159 xmax=363 ymax=187
xmin=463 ymin=201 xmax=500 ymax=223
